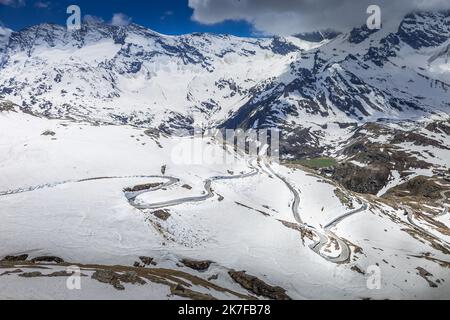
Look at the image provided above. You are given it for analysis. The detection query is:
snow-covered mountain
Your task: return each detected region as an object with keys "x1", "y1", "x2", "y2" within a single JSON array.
[
  {"x1": 223, "y1": 11, "x2": 450, "y2": 129},
  {"x1": 0, "y1": 22, "x2": 307, "y2": 131},
  {"x1": 0, "y1": 11, "x2": 448, "y2": 135},
  {"x1": 0, "y1": 11, "x2": 450, "y2": 300}
]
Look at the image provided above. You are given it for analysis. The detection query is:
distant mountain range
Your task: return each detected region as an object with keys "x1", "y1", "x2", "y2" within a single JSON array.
[{"x1": 0, "y1": 10, "x2": 448, "y2": 160}]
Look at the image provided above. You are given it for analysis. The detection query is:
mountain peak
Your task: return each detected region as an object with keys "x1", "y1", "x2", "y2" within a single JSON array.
[
  {"x1": 294, "y1": 30, "x2": 341, "y2": 43},
  {"x1": 398, "y1": 10, "x2": 450, "y2": 49}
]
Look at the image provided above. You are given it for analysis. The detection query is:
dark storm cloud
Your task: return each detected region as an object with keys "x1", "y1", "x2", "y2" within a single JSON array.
[{"x1": 189, "y1": 0, "x2": 450, "y2": 35}]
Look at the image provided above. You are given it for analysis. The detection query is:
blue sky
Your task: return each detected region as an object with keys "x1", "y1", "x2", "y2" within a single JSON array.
[
  {"x1": 2, "y1": 0, "x2": 449, "y2": 36},
  {"x1": 0, "y1": 0, "x2": 254, "y2": 36}
]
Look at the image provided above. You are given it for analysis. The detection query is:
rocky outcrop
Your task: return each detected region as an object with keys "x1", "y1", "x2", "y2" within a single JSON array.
[
  {"x1": 31, "y1": 256, "x2": 64, "y2": 264},
  {"x1": 228, "y1": 270, "x2": 291, "y2": 300},
  {"x1": 91, "y1": 270, "x2": 146, "y2": 291},
  {"x1": 1, "y1": 254, "x2": 28, "y2": 262},
  {"x1": 153, "y1": 209, "x2": 171, "y2": 221},
  {"x1": 124, "y1": 183, "x2": 162, "y2": 192},
  {"x1": 332, "y1": 163, "x2": 391, "y2": 195},
  {"x1": 170, "y1": 284, "x2": 216, "y2": 300},
  {"x1": 0, "y1": 100, "x2": 16, "y2": 112},
  {"x1": 41, "y1": 130, "x2": 56, "y2": 136},
  {"x1": 181, "y1": 259, "x2": 212, "y2": 271},
  {"x1": 384, "y1": 176, "x2": 444, "y2": 200}
]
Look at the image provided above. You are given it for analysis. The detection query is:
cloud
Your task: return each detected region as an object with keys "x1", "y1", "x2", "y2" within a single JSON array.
[
  {"x1": 84, "y1": 14, "x2": 104, "y2": 25},
  {"x1": 0, "y1": 0, "x2": 25, "y2": 7},
  {"x1": 161, "y1": 10, "x2": 174, "y2": 20},
  {"x1": 34, "y1": 0, "x2": 49, "y2": 8},
  {"x1": 189, "y1": 0, "x2": 450, "y2": 35},
  {"x1": 111, "y1": 13, "x2": 132, "y2": 26}
]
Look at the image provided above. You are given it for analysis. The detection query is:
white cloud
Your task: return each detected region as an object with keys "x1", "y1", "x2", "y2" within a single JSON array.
[
  {"x1": 84, "y1": 14, "x2": 104, "y2": 25},
  {"x1": 0, "y1": 0, "x2": 25, "y2": 7},
  {"x1": 161, "y1": 10, "x2": 174, "y2": 20},
  {"x1": 111, "y1": 13, "x2": 132, "y2": 26},
  {"x1": 34, "y1": 1, "x2": 49, "y2": 8},
  {"x1": 189, "y1": 0, "x2": 450, "y2": 35}
]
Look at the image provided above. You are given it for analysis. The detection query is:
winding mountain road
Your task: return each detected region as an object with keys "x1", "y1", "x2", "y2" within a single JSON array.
[
  {"x1": 261, "y1": 159, "x2": 366, "y2": 264},
  {"x1": 127, "y1": 160, "x2": 259, "y2": 210},
  {"x1": 0, "y1": 155, "x2": 365, "y2": 265}
]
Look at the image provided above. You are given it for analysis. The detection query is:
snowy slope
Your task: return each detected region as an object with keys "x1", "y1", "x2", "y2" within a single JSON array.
[
  {"x1": 223, "y1": 11, "x2": 450, "y2": 133},
  {"x1": 0, "y1": 108, "x2": 449, "y2": 299},
  {"x1": 0, "y1": 10, "x2": 449, "y2": 300},
  {"x1": 0, "y1": 23, "x2": 310, "y2": 131}
]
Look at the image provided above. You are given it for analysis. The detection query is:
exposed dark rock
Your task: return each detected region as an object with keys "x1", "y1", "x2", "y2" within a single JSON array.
[
  {"x1": 351, "y1": 266, "x2": 366, "y2": 275},
  {"x1": 348, "y1": 25, "x2": 379, "y2": 44},
  {"x1": 139, "y1": 256, "x2": 157, "y2": 266},
  {"x1": 19, "y1": 272, "x2": 43, "y2": 278},
  {"x1": 144, "y1": 128, "x2": 160, "y2": 139},
  {"x1": 120, "y1": 271, "x2": 146, "y2": 285},
  {"x1": 2, "y1": 254, "x2": 28, "y2": 262},
  {"x1": 91, "y1": 270, "x2": 125, "y2": 290},
  {"x1": 294, "y1": 30, "x2": 340, "y2": 42},
  {"x1": 416, "y1": 267, "x2": 438, "y2": 288},
  {"x1": 0, "y1": 100, "x2": 16, "y2": 112},
  {"x1": 270, "y1": 37, "x2": 300, "y2": 55},
  {"x1": 170, "y1": 284, "x2": 216, "y2": 300},
  {"x1": 278, "y1": 220, "x2": 315, "y2": 244},
  {"x1": 384, "y1": 176, "x2": 444, "y2": 200},
  {"x1": 124, "y1": 182, "x2": 162, "y2": 192},
  {"x1": 332, "y1": 163, "x2": 391, "y2": 195},
  {"x1": 398, "y1": 11, "x2": 450, "y2": 50},
  {"x1": 208, "y1": 274, "x2": 219, "y2": 281},
  {"x1": 31, "y1": 256, "x2": 64, "y2": 264},
  {"x1": 46, "y1": 271, "x2": 75, "y2": 277},
  {"x1": 228, "y1": 270, "x2": 291, "y2": 300},
  {"x1": 391, "y1": 132, "x2": 448, "y2": 150},
  {"x1": 153, "y1": 209, "x2": 171, "y2": 221},
  {"x1": 181, "y1": 184, "x2": 192, "y2": 190},
  {"x1": 0, "y1": 269, "x2": 23, "y2": 276},
  {"x1": 181, "y1": 259, "x2": 212, "y2": 271},
  {"x1": 41, "y1": 130, "x2": 56, "y2": 136},
  {"x1": 426, "y1": 120, "x2": 450, "y2": 135}
]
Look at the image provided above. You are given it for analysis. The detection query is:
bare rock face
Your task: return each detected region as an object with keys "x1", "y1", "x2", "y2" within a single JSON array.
[
  {"x1": 181, "y1": 259, "x2": 212, "y2": 271},
  {"x1": 153, "y1": 209, "x2": 171, "y2": 221},
  {"x1": 19, "y1": 272, "x2": 43, "y2": 278},
  {"x1": 1, "y1": 254, "x2": 28, "y2": 262},
  {"x1": 144, "y1": 128, "x2": 160, "y2": 139},
  {"x1": 120, "y1": 271, "x2": 147, "y2": 285},
  {"x1": 332, "y1": 162, "x2": 391, "y2": 195},
  {"x1": 41, "y1": 130, "x2": 56, "y2": 136},
  {"x1": 228, "y1": 270, "x2": 291, "y2": 300},
  {"x1": 137, "y1": 256, "x2": 157, "y2": 267},
  {"x1": 170, "y1": 284, "x2": 216, "y2": 300},
  {"x1": 426, "y1": 120, "x2": 450, "y2": 135},
  {"x1": 18, "y1": 271, "x2": 74, "y2": 278},
  {"x1": 0, "y1": 269, "x2": 23, "y2": 276},
  {"x1": 31, "y1": 256, "x2": 64, "y2": 264},
  {"x1": 416, "y1": 267, "x2": 438, "y2": 288},
  {"x1": 92, "y1": 270, "x2": 125, "y2": 290},
  {"x1": 124, "y1": 183, "x2": 162, "y2": 192},
  {"x1": 0, "y1": 101, "x2": 16, "y2": 112},
  {"x1": 91, "y1": 270, "x2": 146, "y2": 291},
  {"x1": 385, "y1": 176, "x2": 444, "y2": 199}
]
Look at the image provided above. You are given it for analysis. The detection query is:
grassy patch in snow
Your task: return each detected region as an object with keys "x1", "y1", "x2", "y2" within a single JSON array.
[{"x1": 288, "y1": 157, "x2": 337, "y2": 169}]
